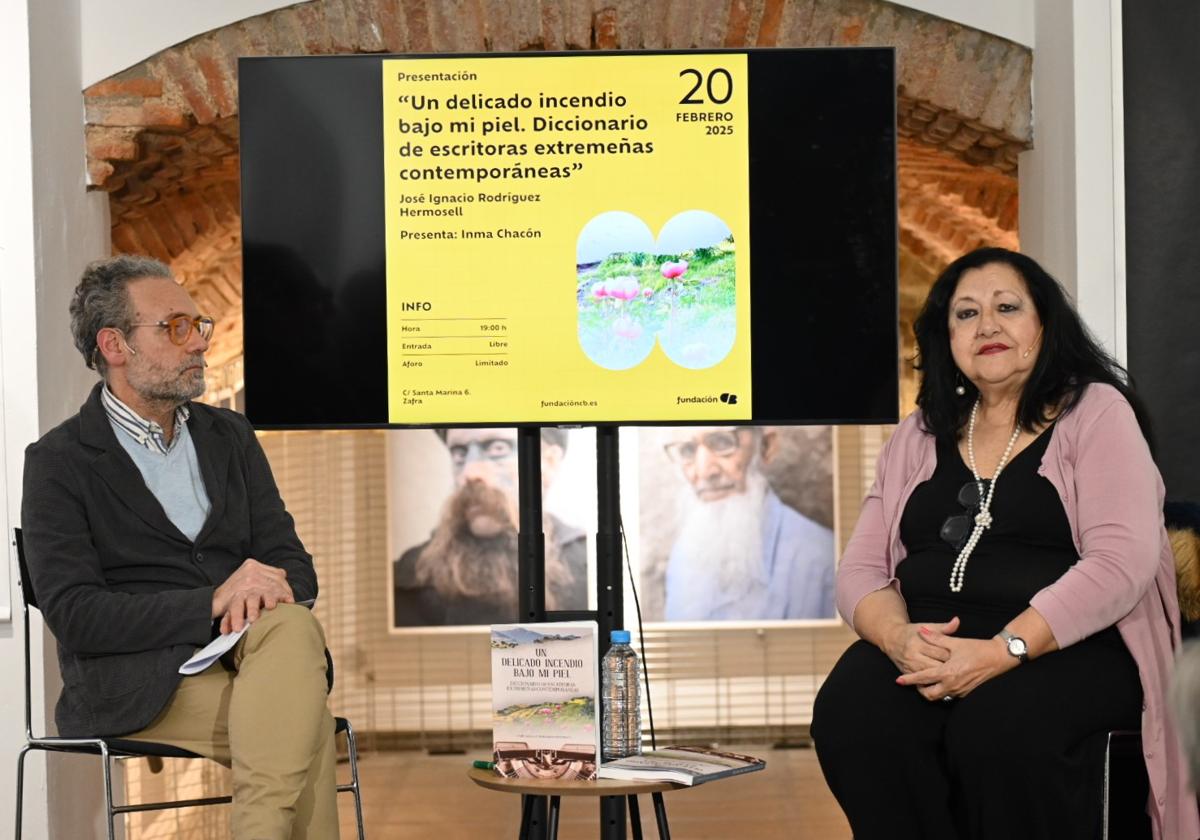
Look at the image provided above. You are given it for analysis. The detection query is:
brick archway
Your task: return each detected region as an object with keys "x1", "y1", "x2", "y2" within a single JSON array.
[{"x1": 84, "y1": 0, "x2": 1026, "y2": 383}]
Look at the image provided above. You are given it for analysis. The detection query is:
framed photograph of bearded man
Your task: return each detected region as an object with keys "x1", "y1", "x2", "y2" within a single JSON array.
[
  {"x1": 388, "y1": 427, "x2": 595, "y2": 630},
  {"x1": 638, "y1": 426, "x2": 836, "y2": 623}
]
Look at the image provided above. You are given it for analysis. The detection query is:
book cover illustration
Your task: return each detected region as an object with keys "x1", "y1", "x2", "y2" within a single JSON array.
[{"x1": 491, "y1": 621, "x2": 599, "y2": 781}]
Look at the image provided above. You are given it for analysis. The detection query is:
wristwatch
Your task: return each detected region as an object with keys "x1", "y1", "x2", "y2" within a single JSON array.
[{"x1": 996, "y1": 629, "x2": 1029, "y2": 663}]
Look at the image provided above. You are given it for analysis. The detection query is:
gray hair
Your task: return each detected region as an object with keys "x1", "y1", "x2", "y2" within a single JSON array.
[
  {"x1": 1171, "y1": 640, "x2": 1200, "y2": 790},
  {"x1": 69, "y1": 255, "x2": 173, "y2": 375}
]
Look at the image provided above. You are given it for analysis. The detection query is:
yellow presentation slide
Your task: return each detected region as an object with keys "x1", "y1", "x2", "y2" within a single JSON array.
[{"x1": 383, "y1": 54, "x2": 750, "y2": 424}]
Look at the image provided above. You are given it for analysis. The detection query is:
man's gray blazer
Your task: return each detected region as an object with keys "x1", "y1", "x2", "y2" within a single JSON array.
[{"x1": 21, "y1": 383, "x2": 317, "y2": 737}]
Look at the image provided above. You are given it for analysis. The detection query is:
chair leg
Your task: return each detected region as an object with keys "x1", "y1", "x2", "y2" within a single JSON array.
[
  {"x1": 343, "y1": 722, "x2": 366, "y2": 840},
  {"x1": 1103, "y1": 734, "x2": 1112, "y2": 840},
  {"x1": 15, "y1": 744, "x2": 30, "y2": 840},
  {"x1": 101, "y1": 744, "x2": 116, "y2": 840},
  {"x1": 547, "y1": 795, "x2": 560, "y2": 840}
]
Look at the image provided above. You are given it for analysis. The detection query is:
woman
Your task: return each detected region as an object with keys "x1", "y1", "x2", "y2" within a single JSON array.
[{"x1": 811, "y1": 248, "x2": 1198, "y2": 840}]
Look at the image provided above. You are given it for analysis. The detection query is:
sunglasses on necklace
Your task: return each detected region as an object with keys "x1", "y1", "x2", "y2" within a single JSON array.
[{"x1": 939, "y1": 479, "x2": 992, "y2": 551}]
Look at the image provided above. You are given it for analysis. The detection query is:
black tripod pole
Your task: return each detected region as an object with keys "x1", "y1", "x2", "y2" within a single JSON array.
[
  {"x1": 596, "y1": 425, "x2": 624, "y2": 648},
  {"x1": 596, "y1": 425, "x2": 627, "y2": 840},
  {"x1": 517, "y1": 426, "x2": 546, "y2": 623},
  {"x1": 516, "y1": 427, "x2": 549, "y2": 840}
]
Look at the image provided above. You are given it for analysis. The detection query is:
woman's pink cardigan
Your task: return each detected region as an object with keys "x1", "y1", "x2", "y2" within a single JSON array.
[{"x1": 837, "y1": 383, "x2": 1199, "y2": 840}]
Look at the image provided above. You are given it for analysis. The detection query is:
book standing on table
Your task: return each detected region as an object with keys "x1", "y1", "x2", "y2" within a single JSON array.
[{"x1": 490, "y1": 621, "x2": 600, "y2": 781}]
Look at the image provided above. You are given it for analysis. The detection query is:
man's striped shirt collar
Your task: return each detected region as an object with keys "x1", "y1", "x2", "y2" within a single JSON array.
[{"x1": 100, "y1": 386, "x2": 191, "y2": 455}]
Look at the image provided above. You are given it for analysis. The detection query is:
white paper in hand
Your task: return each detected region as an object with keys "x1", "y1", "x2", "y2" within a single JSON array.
[
  {"x1": 178, "y1": 599, "x2": 316, "y2": 676},
  {"x1": 179, "y1": 626, "x2": 249, "y2": 675}
]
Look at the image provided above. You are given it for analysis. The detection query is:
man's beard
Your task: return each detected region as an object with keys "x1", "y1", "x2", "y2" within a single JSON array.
[
  {"x1": 125, "y1": 351, "x2": 207, "y2": 406},
  {"x1": 670, "y1": 467, "x2": 769, "y2": 610},
  {"x1": 415, "y1": 480, "x2": 573, "y2": 609}
]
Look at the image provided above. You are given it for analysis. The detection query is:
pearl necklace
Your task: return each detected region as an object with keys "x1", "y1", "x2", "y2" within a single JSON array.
[{"x1": 949, "y1": 399, "x2": 1022, "y2": 593}]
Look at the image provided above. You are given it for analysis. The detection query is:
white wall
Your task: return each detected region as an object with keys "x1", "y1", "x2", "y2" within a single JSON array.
[
  {"x1": 0, "y1": 1, "x2": 47, "y2": 834},
  {"x1": 82, "y1": 0, "x2": 297, "y2": 87},
  {"x1": 3, "y1": 0, "x2": 111, "y2": 837},
  {"x1": 31, "y1": 4, "x2": 111, "y2": 429},
  {"x1": 1018, "y1": 0, "x2": 1126, "y2": 362},
  {"x1": 898, "y1": 0, "x2": 1034, "y2": 47}
]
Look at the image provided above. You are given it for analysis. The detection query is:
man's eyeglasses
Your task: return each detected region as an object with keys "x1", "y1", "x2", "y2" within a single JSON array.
[
  {"x1": 939, "y1": 479, "x2": 992, "y2": 551},
  {"x1": 663, "y1": 428, "x2": 750, "y2": 465},
  {"x1": 449, "y1": 438, "x2": 517, "y2": 467},
  {"x1": 129, "y1": 315, "x2": 216, "y2": 346}
]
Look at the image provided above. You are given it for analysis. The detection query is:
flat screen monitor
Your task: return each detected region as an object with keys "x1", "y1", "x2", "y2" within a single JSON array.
[{"x1": 239, "y1": 48, "x2": 898, "y2": 428}]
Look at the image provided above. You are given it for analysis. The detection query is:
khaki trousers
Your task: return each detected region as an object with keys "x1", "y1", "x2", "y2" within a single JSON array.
[{"x1": 123, "y1": 604, "x2": 340, "y2": 840}]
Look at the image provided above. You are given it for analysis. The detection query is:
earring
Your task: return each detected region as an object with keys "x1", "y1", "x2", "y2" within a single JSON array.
[
  {"x1": 1023, "y1": 327, "x2": 1044, "y2": 359},
  {"x1": 955, "y1": 372, "x2": 967, "y2": 396}
]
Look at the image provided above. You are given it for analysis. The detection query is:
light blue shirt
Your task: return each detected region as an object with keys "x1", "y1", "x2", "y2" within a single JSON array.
[
  {"x1": 102, "y1": 387, "x2": 211, "y2": 542},
  {"x1": 664, "y1": 490, "x2": 835, "y2": 621}
]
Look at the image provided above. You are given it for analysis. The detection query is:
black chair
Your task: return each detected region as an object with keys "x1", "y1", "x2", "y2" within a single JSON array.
[
  {"x1": 1100, "y1": 502, "x2": 1200, "y2": 838},
  {"x1": 1102, "y1": 730, "x2": 1151, "y2": 839},
  {"x1": 12, "y1": 528, "x2": 366, "y2": 839}
]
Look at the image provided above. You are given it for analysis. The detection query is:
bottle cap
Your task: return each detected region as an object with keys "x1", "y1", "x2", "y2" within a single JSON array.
[{"x1": 611, "y1": 630, "x2": 631, "y2": 644}]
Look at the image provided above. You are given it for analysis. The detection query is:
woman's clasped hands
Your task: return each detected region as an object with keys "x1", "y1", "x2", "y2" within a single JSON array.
[{"x1": 889, "y1": 617, "x2": 1018, "y2": 701}]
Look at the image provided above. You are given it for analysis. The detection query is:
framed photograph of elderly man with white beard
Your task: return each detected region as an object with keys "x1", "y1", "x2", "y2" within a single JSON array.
[
  {"x1": 638, "y1": 426, "x2": 836, "y2": 623},
  {"x1": 389, "y1": 427, "x2": 596, "y2": 630}
]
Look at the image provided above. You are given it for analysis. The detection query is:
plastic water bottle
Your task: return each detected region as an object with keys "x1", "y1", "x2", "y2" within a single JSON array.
[{"x1": 601, "y1": 629, "x2": 642, "y2": 760}]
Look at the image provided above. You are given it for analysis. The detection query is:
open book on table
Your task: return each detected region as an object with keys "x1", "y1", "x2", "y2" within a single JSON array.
[{"x1": 597, "y1": 746, "x2": 765, "y2": 786}]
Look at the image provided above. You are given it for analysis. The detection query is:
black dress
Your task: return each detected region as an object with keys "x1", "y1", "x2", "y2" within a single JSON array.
[{"x1": 812, "y1": 427, "x2": 1143, "y2": 840}]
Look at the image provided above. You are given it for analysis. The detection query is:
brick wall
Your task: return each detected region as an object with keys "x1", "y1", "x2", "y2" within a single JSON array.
[{"x1": 84, "y1": 0, "x2": 1025, "y2": 366}]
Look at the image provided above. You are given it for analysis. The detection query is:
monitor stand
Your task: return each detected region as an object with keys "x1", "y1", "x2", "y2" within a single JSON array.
[{"x1": 517, "y1": 425, "x2": 627, "y2": 839}]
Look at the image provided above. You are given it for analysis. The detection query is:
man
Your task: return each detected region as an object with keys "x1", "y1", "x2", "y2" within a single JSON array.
[
  {"x1": 393, "y1": 427, "x2": 587, "y2": 626},
  {"x1": 21, "y1": 256, "x2": 338, "y2": 839},
  {"x1": 660, "y1": 426, "x2": 835, "y2": 620}
]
